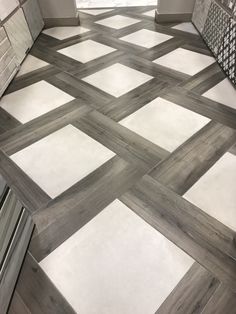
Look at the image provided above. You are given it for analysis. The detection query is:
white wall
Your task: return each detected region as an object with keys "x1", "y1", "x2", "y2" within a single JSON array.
[
  {"x1": 157, "y1": 0, "x2": 196, "y2": 14},
  {"x1": 38, "y1": 0, "x2": 77, "y2": 18}
]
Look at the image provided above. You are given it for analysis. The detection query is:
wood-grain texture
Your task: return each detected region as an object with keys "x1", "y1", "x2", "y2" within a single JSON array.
[{"x1": 0, "y1": 5, "x2": 235, "y2": 313}]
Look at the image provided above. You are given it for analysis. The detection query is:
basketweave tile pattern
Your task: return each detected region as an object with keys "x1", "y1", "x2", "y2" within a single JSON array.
[
  {"x1": 202, "y1": 1, "x2": 230, "y2": 55},
  {"x1": 217, "y1": 17, "x2": 236, "y2": 84},
  {"x1": 0, "y1": 5, "x2": 236, "y2": 314}
]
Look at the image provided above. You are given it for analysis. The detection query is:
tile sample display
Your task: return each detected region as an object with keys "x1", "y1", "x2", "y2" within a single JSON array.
[
  {"x1": 120, "y1": 29, "x2": 172, "y2": 48},
  {"x1": 202, "y1": 1, "x2": 230, "y2": 55},
  {"x1": 83, "y1": 63, "x2": 153, "y2": 97},
  {"x1": 120, "y1": 97, "x2": 209, "y2": 152},
  {"x1": 217, "y1": 17, "x2": 236, "y2": 84},
  {"x1": 192, "y1": 0, "x2": 236, "y2": 85},
  {"x1": 185, "y1": 153, "x2": 236, "y2": 231},
  {"x1": 11, "y1": 125, "x2": 115, "y2": 198},
  {"x1": 4, "y1": 8, "x2": 33, "y2": 64},
  {"x1": 218, "y1": 0, "x2": 236, "y2": 12},
  {"x1": 58, "y1": 40, "x2": 116, "y2": 63},
  {"x1": 0, "y1": 80, "x2": 74, "y2": 123},
  {"x1": 22, "y1": 0, "x2": 44, "y2": 40},
  {"x1": 40, "y1": 199, "x2": 193, "y2": 314}
]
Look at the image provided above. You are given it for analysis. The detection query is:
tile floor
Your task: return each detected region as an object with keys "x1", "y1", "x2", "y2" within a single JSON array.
[
  {"x1": 2, "y1": 5, "x2": 236, "y2": 314},
  {"x1": 82, "y1": 63, "x2": 153, "y2": 97},
  {"x1": 120, "y1": 97, "x2": 209, "y2": 152},
  {"x1": 172, "y1": 22, "x2": 199, "y2": 35},
  {"x1": 153, "y1": 48, "x2": 215, "y2": 75},
  {"x1": 16, "y1": 55, "x2": 49, "y2": 77},
  {"x1": 79, "y1": 9, "x2": 114, "y2": 15},
  {"x1": 11, "y1": 125, "x2": 115, "y2": 198},
  {"x1": 77, "y1": 0, "x2": 156, "y2": 8},
  {"x1": 58, "y1": 40, "x2": 116, "y2": 63},
  {"x1": 40, "y1": 199, "x2": 193, "y2": 314},
  {"x1": 184, "y1": 152, "x2": 236, "y2": 231},
  {"x1": 95, "y1": 15, "x2": 141, "y2": 29},
  {"x1": 203, "y1": 78, "x2": 236, "y2": 109},
  {"x1": 43, "y1": 26, "x2": 90, "y2": 40},
  {"x1": 120, "y1": 29, "x2": 172, "y2": 48},
  {"x1": 0, "y1": 81, "x2": 74, "y2": 123}
]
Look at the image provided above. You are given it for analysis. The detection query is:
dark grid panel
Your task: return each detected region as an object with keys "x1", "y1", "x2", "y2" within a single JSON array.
[
  {"x1": 202, "y1": 1, "x2": 230, "y2": 55},
  {"x1": 217, "y1": 17, "x2": 236, "y2": 84}
]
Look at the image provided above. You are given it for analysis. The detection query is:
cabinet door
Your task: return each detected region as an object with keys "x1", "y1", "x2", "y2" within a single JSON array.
[
  {"x1": 0, "y1": 27, "x2": 18, "y2": 97},
  {"x1": 22, "y1": 0, "x2": 44, "y2": 40},
  {"x1": 0, "y1": 0, "x2": 19, "y2": 22},
  {"x1": 0, "y1": 174, "x2": 34, "y2": 314},
  {"x1": 4, "y1": 8, "x2": 33, "y2": 65}
]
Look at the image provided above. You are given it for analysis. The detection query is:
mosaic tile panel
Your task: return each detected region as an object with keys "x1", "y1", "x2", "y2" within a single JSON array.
[
  {"x1": 217, "y1": 18, "x2": 236, "y2": 84},
  {"x1": 202, "y1": 1, "x2": 230, "y2": 55},
  {"x1": 193, "y1": 0, "x2": 236, "y2": 85},
  {"x1": 217, "y1": 0, "x2": 236, "y2": 12}
]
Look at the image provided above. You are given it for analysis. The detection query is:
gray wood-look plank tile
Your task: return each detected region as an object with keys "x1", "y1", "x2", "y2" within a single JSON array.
[
  {"x1": 13, "y1": 253, "x2": 76, "y2": 314},
  {"x1": 30, "y1": 156, "x2": 147, "y2": 261},
  {"x1": 120, "y1": 175, "x2": 236, "y2": 292},
  {"x1": 201, "y1": 285, "x2": 236, "y2": 314},
  {"x1": 150, "y1": 121, "x2": 236, "y2": 195},
  {"x1": 156, "y1": 263, "x2": 220, "y2": 314}
]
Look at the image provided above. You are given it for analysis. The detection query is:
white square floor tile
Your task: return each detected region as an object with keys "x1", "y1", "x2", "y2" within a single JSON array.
[
  {"x1": 95, "y1": 15, "x2": 140, "y2": 29},
  {"x1": 172, "y1": 22, "x2": 199, "y2": 35},
  {"x1": 79, "y1": 9, "x2": 113, "y2": 15},
  {"x1": 0, "y1": 81, "x2": 74, "y2": 123},
  {"x1": 142, "y1": 9, "x2": 156, "y2": 17},
  {"x1": 16, "y1": 55, "x2": 49, "y2": 77},
  {"x1": 184, "y1": 153, "x2": 236, "y2": 231},
  {"x1": 40, "y1": 199, "x2": 193, "y2": 314},
  {"x1": 153, "y1": 48, "x2": 215, "y2": 76},
  {"x1": 203, "y1": 79, "x2": 236, "y2": 109},
  {"x1": 11, "y1": 125, "x2": 115, "y2": 198},
  {"x1": 120, "y1": 97, "x2": 210, "y2": 152},
  {"x1": 58, "y1": 40, "x2": 116, "y2": 63},
  {"x1": 120, "y1": 29, "x2": 172, "y2": 48},
  {"x1": 82, "y1": 63, "x2": 153, "y2": 97},
  {"x1": 43, "y1": 26, "x2": 90, "y2": 40}
]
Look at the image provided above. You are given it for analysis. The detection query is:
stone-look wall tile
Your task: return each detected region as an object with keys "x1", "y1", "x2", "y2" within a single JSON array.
[
  {"x1": 192, "y1": 0, "x2": 212, "y2": 33},
  {"x1": 217, "y1": 18, "x2": 236, "y2": 85}
]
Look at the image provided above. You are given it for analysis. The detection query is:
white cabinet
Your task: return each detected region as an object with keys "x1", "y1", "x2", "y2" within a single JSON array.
[
  {"x1": 4, "y1": 8, "x2": 33, "y2": 65},
  {"x1": 22, "y1": 0, "x2": 44, "y2": 40},
  {"x1": 0, "y1": 0, "x2": 19, "y2": 22},
  {"x1": 0, "y1": 27, "x2": 18, "y2": 97}
]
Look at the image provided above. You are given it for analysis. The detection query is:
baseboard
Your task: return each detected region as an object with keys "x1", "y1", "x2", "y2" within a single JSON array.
[
  {"x1": 44, "y1": 13, "x2": 80, "y2": 27},
  {"x1": 155, "y1": 10, "x2": 192, "y2": 23}
]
